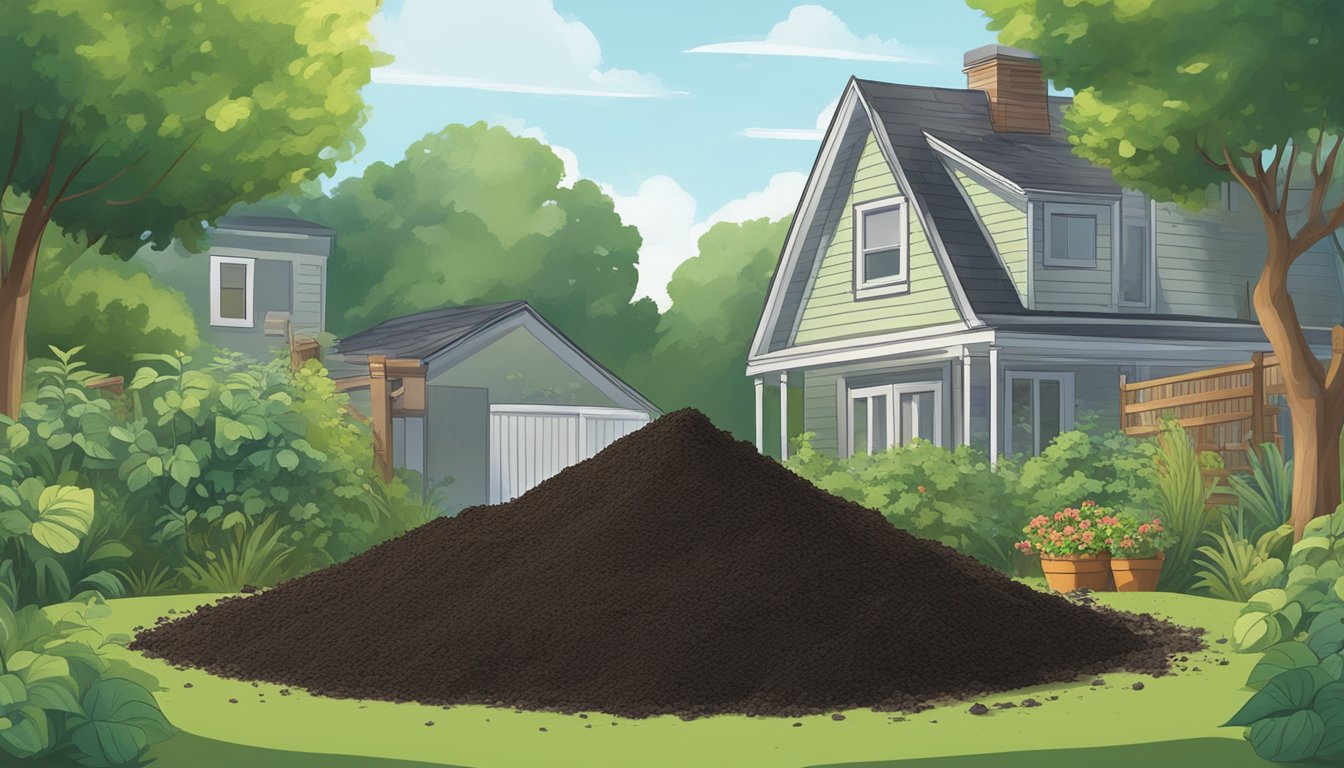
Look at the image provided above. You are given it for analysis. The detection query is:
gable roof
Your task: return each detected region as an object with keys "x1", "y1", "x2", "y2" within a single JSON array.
[
  {"x1": 752, "y1": 77, "x2": 1134, "y2": 357},
  {"x1": 336, "y1": 300, "x2": 529, "y2": 361},
  {"x1": 335, "y1": 300, "x2": 658, "y2": 414},
  {"x1": 216, "y1": 215, "x2": 335, "y2": 237}
]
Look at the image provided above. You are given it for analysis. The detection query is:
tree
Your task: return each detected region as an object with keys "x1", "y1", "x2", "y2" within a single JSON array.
[
  {"x1": 301, "y1": 123, "x2": 661, "y2": 371},
  {"x1": 0, "y1": 0, "x2": 382, "y2": 416},
  {"x1": 970, "y1": 0, "x2": 1344, "y2": 539},
  {"x1": 629, "y1": 217, "x2": 791, "y2": 438},
  {"x1": 28, "y1": 224, "x2": 199, "y2": 375}
]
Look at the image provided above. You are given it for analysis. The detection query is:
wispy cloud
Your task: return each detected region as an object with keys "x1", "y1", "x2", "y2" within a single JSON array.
[
  {"x1": 372, "y1": 0, "x2": 683, "y2": 98},
  {"x1": 687, "y1": 5, "x2": 934, "y2": 64},
  {"x1": 741, "y1": 98, "x2": 839, "y2": 142}
]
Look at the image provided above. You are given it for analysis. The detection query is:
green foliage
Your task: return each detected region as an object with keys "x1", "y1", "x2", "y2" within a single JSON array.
[
  {"x1": 1016, "y1": 501, "x2": 1116, "y2": 558},
  {"x1": 1, "y1": 0, "x2": 382, "y2": 256},
  {"x1": 0, "y1": 584, "x2": 173, "y2": 766},
  {"x1": 1229, "y1": 443, "x2": 1294, "y2": 541},
  {"x1": 968, "y1": 0, "x2": 1344, "y2": 209},
  {"x1": 787, "y1": 433, "x2": 1020, "y2": 572},
  {"x1": 295, "y1": 123, "x2": 660, "y2": 372},
  {"x1": 1109, "y1": 511, "x2": 1177, "y2": 559},
  {"x1": 627, "y1": 217, "x2": 791, "y2": 438},
  {"x1": 1193, "y1": 522, "x2": 1292, "y2": 602},
  {"x1": 1150, "y1": 421, "x2": 1228, "y2": 591},
  {"x1": 1012, "y1": 426, "x2": 1160, "y2": 517},
  {"x1": 26, "y1": 224, "x2": 199, "y2": 377},
  {"x1": 0, "y1": 346, "x2": 428, "y2": 603},
  {"x1": 1224, "y1": 507, "x2": 1344, "y2": 763}
]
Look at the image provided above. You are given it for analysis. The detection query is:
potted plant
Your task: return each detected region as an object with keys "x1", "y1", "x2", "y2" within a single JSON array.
[
  {"x1": 1015, "y1": 501, "x2": 1115, "y2": 592},
  {"x1": 1107, "y1": 513, "x2": 1174, "y2": 592}
]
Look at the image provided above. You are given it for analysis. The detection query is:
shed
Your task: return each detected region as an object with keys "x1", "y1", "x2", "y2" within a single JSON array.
[{"x1": 334, "y1": 301, "x2": 657, "y2": 512}]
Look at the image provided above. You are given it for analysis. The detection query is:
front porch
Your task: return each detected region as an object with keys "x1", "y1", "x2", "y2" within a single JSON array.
[{"x1": 748, "y1": 321, "x2": 1329, "y2": 462}]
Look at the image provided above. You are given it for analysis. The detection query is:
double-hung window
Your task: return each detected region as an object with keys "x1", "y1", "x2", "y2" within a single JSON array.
[
  {"x1": 210, "y1": 255, "x2": 255, "y2": 328},
  {"x1": 1043, "y1": 203, "x2": 1099, "y2": 267},
  {"x1": 853, "y1": 197, "x2": 908, "y2": 297},
  {"x1": 847, "y1": 381, "x2": 942, "y2": 455},
  {"x1": 1005, "y1": 372, "x2": 1074, "y2": 456},
  {"x1": 1119, "y1": 222, "x2": 1151, "y2": 306}
]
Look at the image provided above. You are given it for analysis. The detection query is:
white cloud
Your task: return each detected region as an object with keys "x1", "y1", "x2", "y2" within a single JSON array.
[
  {"x1": 741, "y1": 98, "x2": 840, "y2": 142},
  {"x1": 606, "y1": 173, "x2": 806, "y2": 308},
  {"x1": 372, "y1": 0, "x2": 682, "y2": 98},
  {"x1": 686, "y1": 5, "x2": 933, "y2": 63},
  {"x1": 491, "y1": 118, "x2": 580, "y2": 187}
]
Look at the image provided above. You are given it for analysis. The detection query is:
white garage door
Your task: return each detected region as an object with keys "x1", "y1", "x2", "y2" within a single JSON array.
[{"x1": 489, "y1": 405, "x2": 650, "y2": 503}]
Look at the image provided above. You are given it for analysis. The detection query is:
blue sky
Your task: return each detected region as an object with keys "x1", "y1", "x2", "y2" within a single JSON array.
[{"x1": 347, "y1": 1, "x2": 1002, "y2": 305}]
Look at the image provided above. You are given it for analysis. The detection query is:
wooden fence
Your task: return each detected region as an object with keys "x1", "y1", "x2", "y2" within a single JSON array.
[{"x1": 1120, "y1": 352, "x2": 1288, "y2": 505}]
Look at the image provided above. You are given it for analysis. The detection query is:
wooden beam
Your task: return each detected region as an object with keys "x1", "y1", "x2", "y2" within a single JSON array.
[{"x1": 368, "y1": 355, "x2": 393, "y2": 483}]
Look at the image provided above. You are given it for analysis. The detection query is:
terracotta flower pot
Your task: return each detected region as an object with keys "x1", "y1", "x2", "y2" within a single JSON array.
[
  {"x1": 1039, "y1": 553, "x2": 1113, "y2": 593},
  {"x1": 1111, "y1": 552, "x2": 1165, "y2": 592}
]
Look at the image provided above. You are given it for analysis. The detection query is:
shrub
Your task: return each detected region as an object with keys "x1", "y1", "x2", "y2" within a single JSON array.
[
  {"x1": 1192, "y1": 522, "x2": 1292, "y2": 602},
  {"x1": 1228, "y1": 442, "x2": 1293, "y2": 540},
  {"x1": 1108, "y1": 512, "x2": 1176, "y2": 558},
  {"x1": 1223, "y1": 507, "x2": 1344, "y2": 764},
  {"x1": 787, "y1": 433, "x2": 1020, "y2": 572},
  {"x1": 1013, "y1": 427, "x2": 1159, "y2": 519},
  {"x1": 1150, "y1": 421, "x2": 1229, "y2": 591},
  {"x1": 0, "y1": 346, "x2": 429, "y2": 601}
]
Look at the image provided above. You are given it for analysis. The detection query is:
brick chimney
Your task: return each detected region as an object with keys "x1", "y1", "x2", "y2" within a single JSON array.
[{"x1": 963, "y1": 44, "x2": 1051, "y2": 134}]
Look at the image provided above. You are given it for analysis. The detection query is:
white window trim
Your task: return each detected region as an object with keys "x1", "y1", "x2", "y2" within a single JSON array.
[
  {"x1": 1042, "y1": 202, "x2": 1100, "y2": 268},
  {"x1": 1003, "y1": 371, "x2": 1075, "y2": 456},
  {"x1": 846, "y1": 380, "x2": 943, "y2": 455},
  {"x1": 852, "y1": 196, "x2": 909, "y2": 299},
  {"x1": 209, "y1": 255, "x2": 255, "y2": 328}
]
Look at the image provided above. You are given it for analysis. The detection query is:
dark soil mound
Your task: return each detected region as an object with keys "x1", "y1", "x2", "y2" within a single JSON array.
[{"x1": 132, "y1": 409, "x2": 1200, "y2": 718}]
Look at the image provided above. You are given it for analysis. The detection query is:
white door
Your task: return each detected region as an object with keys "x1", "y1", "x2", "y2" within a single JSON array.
[{"x1": 489, "y1": 405, "x2": 649, "y2": 503}]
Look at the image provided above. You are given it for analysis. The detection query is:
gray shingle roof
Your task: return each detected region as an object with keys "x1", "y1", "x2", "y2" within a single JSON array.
[
  {"x1": 216, "y1": 215, "x2": 335, "y2": 237},
  {"x1": 335, "y1": 300, "x2": 529, "y2": 360},
  {"x1": 854, "y1": 79, "x2": 1026, "y2": 315}
]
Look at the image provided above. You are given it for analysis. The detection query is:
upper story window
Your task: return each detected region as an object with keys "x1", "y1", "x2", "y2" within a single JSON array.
[
  {"x1": 853, "y1": 197, "x2": 908, "y2": 298},
  {"x1": 210, "y1": 255, "x2": 254, "y2": 328},
  {"x1": 1120, "y1": 222, "x2": 1151, "y2": 306},
  {"x1": 1043, "y1": 203, "x2": 1099, "y2": 267}
]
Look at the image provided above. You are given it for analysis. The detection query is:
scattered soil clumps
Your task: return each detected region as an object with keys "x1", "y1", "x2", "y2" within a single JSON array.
[{"x1": 132, "y1": 409, "x2": 1202, "y2": 718}]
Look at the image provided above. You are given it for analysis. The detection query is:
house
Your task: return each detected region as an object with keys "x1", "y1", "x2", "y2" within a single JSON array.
[
  {"x1": 333, "y1": 300, "x2": 657, "y2": 511},
  {"x1": 748, "y1": 45, "x2": 1344, "y2": 461},
  {"x1": 140, "y1": 215, "x2": 332, "y2": 360}
]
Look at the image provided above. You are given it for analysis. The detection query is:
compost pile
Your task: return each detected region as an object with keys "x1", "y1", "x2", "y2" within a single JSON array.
[{"x1": 132, "y1": 409, "x2": 1200, "y2": 718}]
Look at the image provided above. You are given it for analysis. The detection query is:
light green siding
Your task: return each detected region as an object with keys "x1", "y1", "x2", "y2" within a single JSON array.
[
  {"x1": 953, "y1": 169, "x2": 1028, "y2": 302},
  {"x1": 803, "y1": 360, "x2": 956, "y2": 457},
  {"x1": 793, "y1": 132, "x2": 960, "y2": 345}
]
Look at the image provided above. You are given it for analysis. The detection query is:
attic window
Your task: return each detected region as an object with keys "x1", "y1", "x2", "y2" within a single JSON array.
[
  {"x1": 853, "y1": 197, "x2": 909, "y2": 298},
  {"x1": 1043, "y1": 203, "x2": 1099, "y2": 268}
]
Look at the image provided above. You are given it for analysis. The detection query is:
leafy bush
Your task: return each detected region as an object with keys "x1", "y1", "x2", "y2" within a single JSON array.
[
  {"x1": 1192, "y1": 522, "x2": 1292, "y2": 601},
  {"x1": 0, "y1": 346, "x2": 430, "y2": 601},
  {"x1": 1012, "y1": 427, "x2": 1159, "y2": 518},
  {"x1": 1223, "y1": 507, "x2": 1344, "y2": 763},
  {"x1": 788, "y1": 434, "x2": 1020, "y2": 572},
  {"x1": 1150, "y1": 421, "x2": 1229, "y2": 591},
  {"x1": 1228, "y1": 442, "x2": 1293, "y2": 540},
  {"x1": 1108, "y1": 512, "x2": 1177, "y2": 558}
]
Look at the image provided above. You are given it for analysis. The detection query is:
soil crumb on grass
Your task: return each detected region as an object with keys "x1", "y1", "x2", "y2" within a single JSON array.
[{"x1": 131, "y1": 409, "x2": 1202, "y2": 718}]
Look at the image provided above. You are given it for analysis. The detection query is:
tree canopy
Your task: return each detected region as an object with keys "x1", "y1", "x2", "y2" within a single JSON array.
[
  {"x1": 301, "y1": 122, "x2": 661, "y2": 371},
  {"x1": 629, "y1": 217, "x2": 791, "y2": 438}
]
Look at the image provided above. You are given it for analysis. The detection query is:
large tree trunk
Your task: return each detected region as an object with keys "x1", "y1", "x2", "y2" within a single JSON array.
[
  {"x1": 0, "y1": 191, "x2": 51, "y2": 418},
  {"x1": 1254, "y1": 230, "x2": 1344, "y2": 540}
]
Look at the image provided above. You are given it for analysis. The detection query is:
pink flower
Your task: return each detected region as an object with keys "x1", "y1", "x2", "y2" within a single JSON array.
[
  {"x1": 1063, "y1": 525, "x2": 1075, "y2": 535},
  {"x1": 1138, "y1": 523, "x2": 1150, "y2": 535},
  {"x1": 1079, "y1": 519, "x2": 1091, "y2": 530},
  {"x1": 917, "y1": 486, "x2": 926, "y2": 494},
  {"x1": 1081, "y1": 531, "x2": 1095, "y2": 543},
  {"x1": 1067, "y1": 508, "x2": 1080, "y2": 519},
  {"x1": 1054, "y1": 511, "x2": 1064, "y2": 521},
  {"x1": 1082, "y1": 500, "x2": 1097, "y2": 508}
]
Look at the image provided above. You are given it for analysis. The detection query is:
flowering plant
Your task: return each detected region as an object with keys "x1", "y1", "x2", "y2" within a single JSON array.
[
  {"x1": 1107, "y1": 513, "x2": 1175, "y2": 559},
  {"x1": 1014, "y1": 500, "x2": 1118, "y2": 558}
]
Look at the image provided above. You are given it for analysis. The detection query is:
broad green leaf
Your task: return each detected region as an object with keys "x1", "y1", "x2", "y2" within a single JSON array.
[
  {"x1": 1308, "y1": 607, "x2": 1344, "y2": 657},
  {"x1": 85, "y1": 542, "x2": 133, "y2": 565},
  {"x1": 168, "y1": 444, "x2": 200, "y2": 487},
  {"x1": 1248, "y1": 710, "x2": 1326, "y2": 762},
  {"x1": 0, "y1": 705, "x2": 48, "y2": 757},
  {"x1": 0, "y1": 674, "x2": 25, "y2": 709},
  {"x1": 1313, "y1": 681, "x2": 1344, "y2": 761},
  {"x1": 69, "y1": 678, "x2": 174, "y2": 766},
  {"x1": 1247, "y1": 588, "x2": 1289, "y2": 613},
  {"x1": 29, "y1": 486, "x2": 95, "y2": 554},
  {"x1": 1226, "y1": 666, "x2": 1334, "y2": 726},
  {"x1": 5, "y1": 425, "x2": 28, "y2": 452},
  {"x1": 0, "y1": 510, "x2": 30, "y2": 536},
  {"x1": 1234, "y1": 610, "x2": 1281, "y2": 652},
  {"x1": 276, "y1": 449, "x2": 300, "y2": 470},
  {"x1": 1248, "y1": 642, "x2": 1320, "y2": 690}
]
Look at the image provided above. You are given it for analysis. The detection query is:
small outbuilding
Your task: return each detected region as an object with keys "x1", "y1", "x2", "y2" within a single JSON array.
[{"x1": 333, "y1": 301, "x2": 657, "y2": 512}]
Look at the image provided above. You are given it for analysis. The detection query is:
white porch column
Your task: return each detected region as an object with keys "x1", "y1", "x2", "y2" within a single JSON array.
[
  {"x1": 988, "y1": 345, "x2": 1001, "y2": 466},
  {"x1": 961, "y1": 349, "x2": 972, "y2": 447},
  {"x1": 778, "y1": 371, "x2": 789, "y2": 459},
  {"x1": 754, "y1": 376, "x2": 765, "y2": 452}
]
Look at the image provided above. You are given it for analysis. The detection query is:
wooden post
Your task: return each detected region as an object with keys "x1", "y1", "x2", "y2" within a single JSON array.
[
  {"x1": 1251, "y1": 351, "x2": 1266, "y2": 455},
  {"x1": 1119, "y1": 372, "x2": 1128, "y2": 435},
  {"x1": 368, "y1": 355, "x2": 394, "y2": 483}
]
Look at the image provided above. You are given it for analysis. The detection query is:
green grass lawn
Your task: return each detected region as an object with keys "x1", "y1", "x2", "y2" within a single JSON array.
[{"x1": 81, "y1": 591, "x2": 1274, "y2": 768}]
